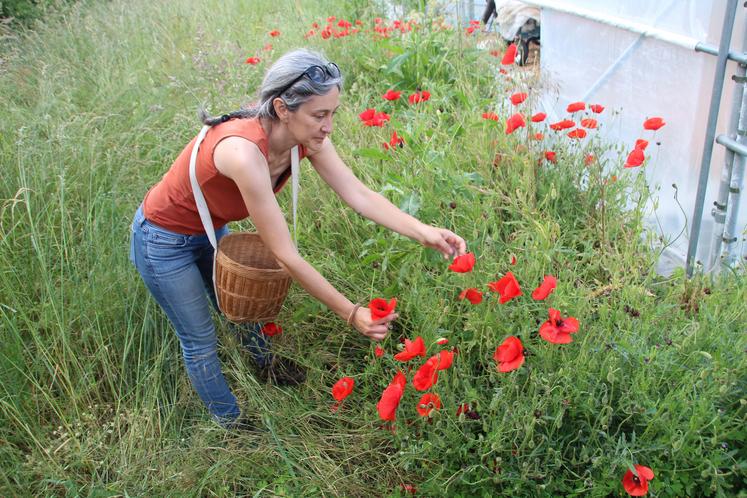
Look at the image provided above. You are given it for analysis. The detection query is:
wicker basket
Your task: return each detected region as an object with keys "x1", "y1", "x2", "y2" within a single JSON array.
[{"x1": 215, "y1": 232, "x2": 291, "y2": 323}]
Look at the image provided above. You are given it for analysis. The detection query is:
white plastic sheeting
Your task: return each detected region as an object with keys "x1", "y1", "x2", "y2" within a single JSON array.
[{"x1": 529, "y1": 0, "x2": 747, "y2": 274}]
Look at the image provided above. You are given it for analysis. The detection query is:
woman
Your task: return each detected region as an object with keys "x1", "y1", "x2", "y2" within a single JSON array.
[{"x1": 130, "y1": 49, "x2": 467, "y2": 427}]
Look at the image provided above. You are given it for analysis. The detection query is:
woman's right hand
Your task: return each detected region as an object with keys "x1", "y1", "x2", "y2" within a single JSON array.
[{"x1": 352, "y1": 307, "x2": 397, "y2": 341}]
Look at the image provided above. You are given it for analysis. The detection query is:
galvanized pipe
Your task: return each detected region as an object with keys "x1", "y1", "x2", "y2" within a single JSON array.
[
  {"x1": 695, "y1": 42, "x2": 747, "y2": 65},
  {"x1": 722, "y1": 136, "x2": 747, "y2": 265},
  {"x1": 708, "y1": 19, "x2": 747, "y2": 271},
  {"x1": 686, "y1": 0, "x2": 739, "y2": 278}
]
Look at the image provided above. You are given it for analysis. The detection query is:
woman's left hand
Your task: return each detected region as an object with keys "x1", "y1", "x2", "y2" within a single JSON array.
[{"x1": 418, "y1": 225, "x2": 467, "y2": 260}]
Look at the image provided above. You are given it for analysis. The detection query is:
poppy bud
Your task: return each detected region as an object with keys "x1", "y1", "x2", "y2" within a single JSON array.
[{"x1": 449, "y1": 201, "x2": 457, "y2": 209}]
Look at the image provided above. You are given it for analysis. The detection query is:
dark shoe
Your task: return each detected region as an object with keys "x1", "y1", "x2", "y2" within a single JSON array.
[
  {"x1": 224, "y1": 414, "x2": 262, "y2": 433},
  {"x1": 258, "y1": 357, "x2": 307, "y2": 386}
]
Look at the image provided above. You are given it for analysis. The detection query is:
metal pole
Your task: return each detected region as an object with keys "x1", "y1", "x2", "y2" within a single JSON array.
[
  {"x1": 723, "y1": 138, "x2": 746, "y2": 266},
  {"x1": 685, "y1": 0, "x2": 739, "y2": 278},
  {"x1": 708, "y1": 20, "x2": 747, "y2": 271}
]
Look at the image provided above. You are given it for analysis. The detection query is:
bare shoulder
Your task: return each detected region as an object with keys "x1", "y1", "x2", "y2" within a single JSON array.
[{"x1": 213, "y1": 136, "x2": 267, "y2": 181}]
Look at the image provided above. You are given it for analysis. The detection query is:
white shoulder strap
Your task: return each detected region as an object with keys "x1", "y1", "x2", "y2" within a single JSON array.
[
  {"x1": 291, "y1": 145, "x2": 300, "y2": 245},
  {"x1": 189, "y1": 125, "x2": 217, "y2": 248}
]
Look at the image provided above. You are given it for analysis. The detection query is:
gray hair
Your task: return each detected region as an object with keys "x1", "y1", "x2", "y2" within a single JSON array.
[{"x1": 199, "y1": 48, "x2": 343, "y2": 125}]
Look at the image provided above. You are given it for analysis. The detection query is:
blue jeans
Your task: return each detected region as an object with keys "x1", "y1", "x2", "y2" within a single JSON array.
[{"x1": 129, "y1": 205, "x2": 272, "y2": 425}]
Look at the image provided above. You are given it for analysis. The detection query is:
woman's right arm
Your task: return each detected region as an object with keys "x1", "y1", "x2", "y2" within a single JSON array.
[{"x1": 213, "y1": 137, "x2": 395, "y2": 340}]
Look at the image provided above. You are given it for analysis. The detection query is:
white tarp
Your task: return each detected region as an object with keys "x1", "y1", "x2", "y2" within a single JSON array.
[{"x1": 531, "y1": 0, "x2": 746, "y2": 274}]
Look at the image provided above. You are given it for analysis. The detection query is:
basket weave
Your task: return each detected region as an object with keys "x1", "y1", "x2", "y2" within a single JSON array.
[{"x1": 215, "y1": 232, "x2": 291, "y2": 323}]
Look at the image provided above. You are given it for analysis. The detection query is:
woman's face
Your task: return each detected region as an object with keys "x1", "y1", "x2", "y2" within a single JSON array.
[{"x1": 288, "y1": 86, "x2": 340, "y2": 153}]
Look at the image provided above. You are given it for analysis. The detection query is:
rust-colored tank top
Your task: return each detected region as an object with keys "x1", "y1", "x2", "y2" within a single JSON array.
[{"x1": 142, "y1": 118, "x2": 306, "y2": 234}]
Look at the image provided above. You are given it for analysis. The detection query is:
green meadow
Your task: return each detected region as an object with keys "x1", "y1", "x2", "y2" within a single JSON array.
[{"x1": 1, "y1": 0, "x2": 745, "y2": 496}]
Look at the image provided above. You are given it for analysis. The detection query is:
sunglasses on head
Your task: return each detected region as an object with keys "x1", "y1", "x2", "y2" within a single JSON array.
[{"x1": 276, "y1": 62, "x2": 341, "y2": 97}]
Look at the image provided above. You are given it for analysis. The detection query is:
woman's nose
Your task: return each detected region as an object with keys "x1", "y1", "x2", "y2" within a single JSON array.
[{"x1": 321, "y1": 116, "x2": 333, "y2": 134}]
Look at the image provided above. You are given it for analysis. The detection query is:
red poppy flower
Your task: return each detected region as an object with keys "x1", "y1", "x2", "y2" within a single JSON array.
[
  {"x1": 269, "y1": 30, "x2": 280, "y2": 37},
  {"x1": 382, "y1": 131, "x2": 405, "y2": 150},
  {"x1": 539, "y1": 308, "x2": 579, "y2": 344},
  {"x1": 374, "y1": 17, "x2": 382, "y2": 24},
  {"x1": 549, "y1": 119, "x2": 575, "y2": 131},
  {"x1": 488, "y1": 272, "x2": 522, "y2": 304},
  {"x1": 624, "y1": 147, "x2": 645, "y2": 168},
  {"x1": 634, "y1": 138, "x2": 649, "y2": 151},
  {"x1": 260, "y1": 322, "x2": 282, "y2": 336},
  {"x1": 375, "y1": 345, "x2": 385, "y2": 357},
  {"x1": 393, "y1": 336, "x2": 426, "y2": 361},
  {"x1": 433, "y1": 349, "x2": 454, "y2": 370},
  {"x1": 544, "y1": 151, "x2": 557, "y2": 163},
  {"x1": 590, "y1": 104, "x2": 605, "y2": 113},
  {"x1": 533, "y1": 132, "x2": 544, "y2": 140},
  {"x1": 466, "y1": 26, "x2": 477, "y2": 35},
  {"x1": 327, "y1": 16, "x2": 336, "y2": 22},
  {"x1": 332, "y1": 376, "x2": 354, "y2": 402},
  {"x1": 436, "y1": 338, "x2": 448, "y2": 345},
  {"x1": 245, "y1": 56, "x2": 261, "y2": 65},
  {"x1": 458, "y1": 288, "x2": 483, "y2": 304},
  {"x1": 531, "y1": 112, "x2": 547, "y2": 122},
  {"x1": 369, "y1": 297, "x2": 397, "y2": 320},
  {"x1": 531, "y1": 275, "x2": 557, "y2": 300},
  {"x1": 510, "y1": 255, "x2": 517, "y2": 265},
  {"x1": 355, "y1": 19, "x2": 363, "y2": 25},
  {"x1": 321, "y1": 27, "x2": 332, "y2": 39},
  {"x1": 489, "y1": 49, "x2": 501, "y2": 57},
  {"x1": 337, "y1": 19, "x2": 351, "y2": 28},
  {"x1": 448, "y1": 252, "x2": 476, "y2": 273},
  {"x1": 580, "y1": 118, "x2": 597, "y2": 129},
  {"x1": 392, "y1": 370, "x2": 407, "y2": 388},
  {"x1": 501, "y1": 43, "x2": 518, "y2": 65},
  {"x1": 482, "y1": 112, "x2": 499, "y2": 121},
  {"x1": 412, "y1": 356, "x2": 439, "y2": 391},
  {"x1": 584, "y1": 154, "x2": 595, "y2": 166},
  {"x1": 566, "y1": 101, "x2": 586, "y2": 113},
  {"x1": 416, "y1": 393, "x2": 442, "y2": 417},
  {"x1": 382, "y1": 89, "x2": 401, "y2": 101},
  {"x1": 408, "y1": 90, "x2": 431, "y2": 104},
  {"x1": 359, "y1": 108, "x2": 390, "y2": 127},
  {"x1": 567, "y1": 128, "x2": 587, "y2": 139},
  {"x1": 510, "y1": 92, "x2": 528, "y2": 105},
  {"x1": 643, "y1": 117, "x2": 665, "y2": 131},
  {"x1": 456, "y1": 403, "x2": 471, "y2": 416},
  {"x1": 505, "y1": 113, "x2": 526, "y2": 134},
  {"x1": 312, "y1": 22, "x2": 320, "y2": 29},
  {"x1": 622, "y1": 465, "x2": 655, "y2": 496},
  {"x1": 494, "y1": 336, "x2": 525, "y2": 372},
  {"x1": 499, "y1": 68, "x2": 508, "y2": 75},
  {"x1": 263, "y1": 44, "x2": 272, "y2": 51},
  {"x1": 377, "y1": 381, "x2": 404, "y2": 421}
]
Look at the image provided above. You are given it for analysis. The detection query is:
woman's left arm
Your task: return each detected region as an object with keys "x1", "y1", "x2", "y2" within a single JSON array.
[{"x1": 309, "y1": 139, "x2": 467, "y2": 259}]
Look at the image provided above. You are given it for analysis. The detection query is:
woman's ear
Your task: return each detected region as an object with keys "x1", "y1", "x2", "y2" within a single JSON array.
[{"x1": 272, "y1": 97, "x2": 289, "y2": 123}]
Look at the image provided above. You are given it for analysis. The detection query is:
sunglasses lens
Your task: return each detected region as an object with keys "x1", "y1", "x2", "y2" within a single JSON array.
[
  {"x1": 306, "y1": 66, "x2": 327, "y2": 83},
  {"x1": 327, "y1": 63, "x2": 341, "y2": 78}
]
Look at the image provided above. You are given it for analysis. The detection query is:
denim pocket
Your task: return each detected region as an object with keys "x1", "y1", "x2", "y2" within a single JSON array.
[{"x1": 145, "y1": 221, "x2": 188, "y2": 248}]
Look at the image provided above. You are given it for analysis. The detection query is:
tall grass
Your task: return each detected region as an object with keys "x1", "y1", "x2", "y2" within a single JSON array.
[{"x1": 1, "y1": 0, "x2": 745, "y2": 496}]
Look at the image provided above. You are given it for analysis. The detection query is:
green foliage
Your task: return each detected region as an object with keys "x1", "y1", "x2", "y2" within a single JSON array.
[{"x1": 0, "y1": 0, "x2": 745, "y2": 496}]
